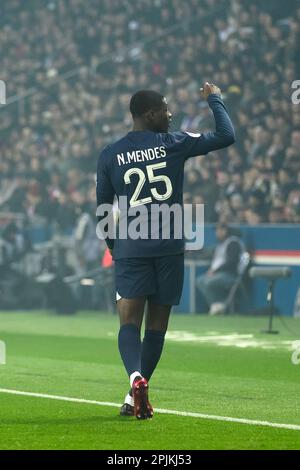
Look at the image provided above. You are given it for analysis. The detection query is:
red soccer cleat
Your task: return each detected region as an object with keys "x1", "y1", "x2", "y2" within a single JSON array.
[{"x1": 132, "y1": 377, "x2": 153, "y2": 420}]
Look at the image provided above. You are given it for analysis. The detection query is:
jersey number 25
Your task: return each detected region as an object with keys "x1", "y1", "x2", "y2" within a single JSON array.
[{"x1": 124, "y1": 162, "x2": 173, "y2": 207}]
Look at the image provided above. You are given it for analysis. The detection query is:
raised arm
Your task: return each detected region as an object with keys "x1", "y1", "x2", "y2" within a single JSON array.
[
  {"x1": 199, "y1": 82, "x2": 235, "y2": 152},
  {"x1": 167, "y1": 82, "x2": 235, "y2": 159}
]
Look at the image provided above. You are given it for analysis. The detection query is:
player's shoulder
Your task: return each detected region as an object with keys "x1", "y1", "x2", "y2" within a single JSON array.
[
  {"x1": 97, "y1": 143, "x2": 114, "y2": 173},
  {"x1": 99, "y1": 143, "x2": 113, "y2": 159},
  {"x1": 159, "y1": 131, "x2": 202, "y2": 146},
  {"x1": 99, "y1": 134, "x2": 129, "y2": 157}
]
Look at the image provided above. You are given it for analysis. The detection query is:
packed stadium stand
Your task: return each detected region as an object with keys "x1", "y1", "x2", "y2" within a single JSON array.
[
  {"x1": 1, "y1": 0, "x2": 300, "y2": 227},
  {"x1": 1, "y1": 0, "x2": 300, "y2": 314}
]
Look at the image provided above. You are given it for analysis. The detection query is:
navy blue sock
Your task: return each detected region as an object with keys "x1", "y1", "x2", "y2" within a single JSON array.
[
  {"x1": 141, "y1": 329, "x2": 166, "y2": 381},
  {"x1": 118, "y1": 324, "x2": 141, "y2": 377}
]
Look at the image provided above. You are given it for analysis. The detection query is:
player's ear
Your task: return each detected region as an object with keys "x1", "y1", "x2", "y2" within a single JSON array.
[{"x1": 145, "y1": 109, "x2": 155, "y2": 122}]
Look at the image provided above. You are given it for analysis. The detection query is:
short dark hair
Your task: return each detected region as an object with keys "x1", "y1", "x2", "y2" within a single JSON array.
[{"x1": 129, "y1": 90, "x2": 164, "y2": 117}]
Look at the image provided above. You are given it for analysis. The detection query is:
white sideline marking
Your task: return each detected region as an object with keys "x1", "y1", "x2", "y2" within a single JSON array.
[{"x1": 0, "y1": 388, "x2": 300, "y2": 431}]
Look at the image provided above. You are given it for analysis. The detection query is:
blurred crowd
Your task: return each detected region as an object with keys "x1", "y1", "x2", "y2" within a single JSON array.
[{"x1": 1, "y1": 0, "x2": 300, "y2": 229}]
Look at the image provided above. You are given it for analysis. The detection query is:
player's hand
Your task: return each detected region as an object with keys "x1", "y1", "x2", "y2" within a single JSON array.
[{"x1": 200, "y1": 82, "x2": 221, "y2": 100}]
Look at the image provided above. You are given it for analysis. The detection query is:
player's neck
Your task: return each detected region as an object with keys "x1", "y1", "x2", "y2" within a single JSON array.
[
  {"x1": 132, "y1": 125, "x2": 152, "y2": 132},
  {"x1": 132, "y1": 119, "x2": 154, "y2": 132}
]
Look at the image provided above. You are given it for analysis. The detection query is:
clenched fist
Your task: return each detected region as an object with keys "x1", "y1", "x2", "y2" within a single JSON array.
[{"x1": 200, "y1": 82, "x2": 221, "y2": 100}]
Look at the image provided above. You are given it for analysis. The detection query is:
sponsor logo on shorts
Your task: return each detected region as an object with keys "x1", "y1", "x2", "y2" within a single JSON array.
[{"x1": 116, "y1": 292, "x2": 122, "y2": 301}]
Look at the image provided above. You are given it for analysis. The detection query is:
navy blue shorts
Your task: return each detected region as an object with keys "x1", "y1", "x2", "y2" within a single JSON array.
[{"x1": 115, "y1": 254, "x2": 184, "y2": 306}]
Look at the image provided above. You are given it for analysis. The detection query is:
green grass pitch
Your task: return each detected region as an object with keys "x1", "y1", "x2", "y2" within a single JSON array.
[{"x1": 0, "y1": 310, "x2": 300, "y2": 450}]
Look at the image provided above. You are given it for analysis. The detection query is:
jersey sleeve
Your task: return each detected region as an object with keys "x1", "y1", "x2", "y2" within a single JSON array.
[
  {"x1": 165, "y1": 94, "x2": 235, "y2": 160},
  {"x1": 96, "y1": 149, "x2": 115, "y2": 250},
  {"x1": 96, "y1": 149, "x2": 115, "y2": 207}
]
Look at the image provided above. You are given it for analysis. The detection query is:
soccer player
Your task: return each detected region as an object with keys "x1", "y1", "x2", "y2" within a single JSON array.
[{"x1": 96, "y1": 83, "x2": 235, "y2": 419}]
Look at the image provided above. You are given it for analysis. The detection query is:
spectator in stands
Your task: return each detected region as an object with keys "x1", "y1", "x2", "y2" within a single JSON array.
[{"x1": 196, "y1": 222, "x2": 245, "y2": 315}]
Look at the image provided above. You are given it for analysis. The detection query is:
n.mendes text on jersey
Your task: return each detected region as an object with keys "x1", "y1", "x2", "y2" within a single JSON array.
[{"x1": 117, "y1": 146, "x2": 166, "y2": 165}]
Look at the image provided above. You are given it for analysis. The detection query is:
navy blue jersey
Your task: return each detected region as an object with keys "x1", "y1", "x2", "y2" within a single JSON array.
[{"x1": 96, "y1": 94, "x2": 235, "y2": 259}]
